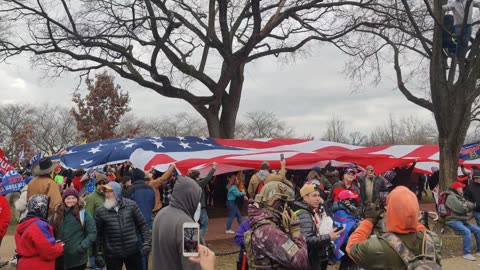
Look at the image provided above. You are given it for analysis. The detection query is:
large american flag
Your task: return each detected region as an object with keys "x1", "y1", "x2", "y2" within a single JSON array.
[{"x1": 53, "y1": 136, "x2": 480, "y2": 176}]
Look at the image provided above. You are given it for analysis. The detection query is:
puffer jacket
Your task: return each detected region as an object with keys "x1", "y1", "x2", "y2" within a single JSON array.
[
  {"x1": 464, "y1": 181, "x2": 480, "y2": 212},
  {"x1": 291, "y1": 200, "x2": 331, "y2": 270},
  {"x1": 94, "y1": 198, "x2": 151, "y2": 258}
]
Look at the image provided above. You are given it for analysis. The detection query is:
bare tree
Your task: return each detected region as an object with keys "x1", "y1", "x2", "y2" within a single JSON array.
[
  {"x1": 0, "y1": 0, "x2": 373, "y2": 138},
  {"x1": 0, "y1": 104, "x2": 36, "y2": 159},
  {"x1": 322, "y1": 115, "x2": 347, "y2": 143},
  {"x1": 31, "y1": 105, "x2": 81, "y2": 154},
  {"x1": 115, "y1": 113, "x2": 144, "y2": 138},
  {"x1": 348, "y1": 131, "x2": 367, "y2": 146},
  {"x1": 141, "y1": 113, "x2": 208, "y2": 137},
  {"x1": 366, "y1": 114, "x2": 400, "y2": 145},
  {"x1": 366, "y1": 115, "x2": 437, "y2": 146},
  {"x1": 338, "y1": 0, "x2": 480, "y2": 190},
  {"x1": 237, "y1": 111, "x2": 294, "y2": 139},
  {"x1": 397, "y1": 115, "x2": 437, "y2": 145}
]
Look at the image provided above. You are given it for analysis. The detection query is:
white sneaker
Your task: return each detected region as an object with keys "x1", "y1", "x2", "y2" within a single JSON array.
[
  {"x1": 463, "y1": 254, "x2": 476, "y2": 261},
  {"x1": 225, "y1": 230, "x2": 235, "y2": 234}
]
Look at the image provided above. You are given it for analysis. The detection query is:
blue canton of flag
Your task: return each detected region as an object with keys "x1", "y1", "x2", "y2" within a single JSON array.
[{"x1": 55, "y1": 136, "x2": 240, "y2": 169}]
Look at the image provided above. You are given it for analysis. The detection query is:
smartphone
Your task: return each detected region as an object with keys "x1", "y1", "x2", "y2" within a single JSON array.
[
  {"x1": 334, "y1": 226, "x2": 344, "y2": 232},
  {"x1": 183, "y1": 222, "x2": 200, "y2": 257},
  {"x1": 280, "y1": 154, "x2": 284, "y2": 161}
]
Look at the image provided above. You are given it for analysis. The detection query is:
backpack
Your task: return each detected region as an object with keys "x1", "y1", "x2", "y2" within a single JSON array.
[
  {"x1": 380, "y1": 231, "x2": 442, "y2": 270},
  {"x1": 437, "y1": 192, "x2": 451, "y2": 218},
  {"x1": 244, "y1": 219, "x2": 279, "y2": 269}
]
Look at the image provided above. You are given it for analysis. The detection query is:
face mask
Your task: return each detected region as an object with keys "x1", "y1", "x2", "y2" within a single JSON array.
[{"x1": 193, "y1": 203, "x2": 201, "y2": 222}]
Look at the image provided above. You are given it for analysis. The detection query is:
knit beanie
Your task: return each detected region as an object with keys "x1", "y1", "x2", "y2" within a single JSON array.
[{"x1": 62, "y1": 188, "x2": 79, "y2": 201}]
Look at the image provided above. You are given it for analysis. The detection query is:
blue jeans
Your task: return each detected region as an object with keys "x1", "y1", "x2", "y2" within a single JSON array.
[
  {"x1": 448, "y1": 221, "x2": 480, "y2": 255},
  {"x1": 199, "y1": 208, "x2": 209, "y2": 236},
  {"x1": 88, "y1": 256, "x2": 104, "y2": 270},
  {"x1": 226, "y1": 200, "x2": 242, "y2": 230},
  {"x1": 473, "y1": 211, "x2": 480, "y2": 226},
  {"x1": 454, "y1": 24, "x2": 472, "y2": 55}
]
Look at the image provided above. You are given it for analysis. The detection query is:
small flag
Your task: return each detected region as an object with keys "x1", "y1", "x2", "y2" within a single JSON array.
[{"x1": 19, "y1": 148, "x2": 25, "y2": 163}]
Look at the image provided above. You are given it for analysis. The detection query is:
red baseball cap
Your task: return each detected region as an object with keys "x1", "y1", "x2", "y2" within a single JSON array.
[
  {"x1": 338, "y1": 190, "x2": 359, "y2": 201},
  {"x1": 450, "y1": 181, "x2": 466, "y2": 189}
]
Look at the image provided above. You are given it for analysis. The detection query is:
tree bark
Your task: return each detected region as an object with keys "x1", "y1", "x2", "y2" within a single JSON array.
[
  {"x1": 202, "y1": 63, "x2": 245, "y2": 139},
  {"x1": 438, "y1": 136, "x2": 462, "y2": 191}
]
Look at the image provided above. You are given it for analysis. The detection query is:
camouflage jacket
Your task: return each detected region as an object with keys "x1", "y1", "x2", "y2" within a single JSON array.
[{"x1": 247, "y1": 204, "x2": 308, "y2": 270}]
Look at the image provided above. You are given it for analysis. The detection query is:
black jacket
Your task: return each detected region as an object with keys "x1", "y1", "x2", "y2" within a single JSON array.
[
  {"x1": 291, "y1": 200, "x2": 331, "y2": 270},
  {"x1": 94, "y1": 198, "x2": 151, "y2": 258},
  {"x1": 464, "y1": 182, "x2": 480, "y2": 212}
]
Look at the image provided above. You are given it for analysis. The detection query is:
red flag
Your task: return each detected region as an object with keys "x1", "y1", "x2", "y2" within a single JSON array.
[{"x1": 0, "y1": 149, "x2": 14, "y2": 174}]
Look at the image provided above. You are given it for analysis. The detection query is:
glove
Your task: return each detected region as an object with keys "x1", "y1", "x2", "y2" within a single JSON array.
[
  {"x1": 364, "y1": 203, "x2": 384, "y2": 225},
  {"x1": 288, "y1": 209, "x2": 301, "y2": 238},
  {"x1": 142, "y1": 245, "x2": 151, "y2": 256},
  {"x1": 95, "y1": 256, "x2": 106, "y2": 268}
]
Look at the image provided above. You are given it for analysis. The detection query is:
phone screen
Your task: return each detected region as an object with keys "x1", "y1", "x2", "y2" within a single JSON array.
[
  {"x1": 280, "y1": 153, "x2": 284, "y2": 161},
  {"x1": 183, "y1": 225, "x2": 199, "y2": 256},
  {"x1": 335, "y1": 227, "x2": 344, "y2": 232}
]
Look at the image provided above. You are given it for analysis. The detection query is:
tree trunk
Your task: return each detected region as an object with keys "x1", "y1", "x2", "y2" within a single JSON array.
[
  {"x1": 219, "y1": 64, "x2": 245, "y2": 139},
  {"x1": 205, "y1": 112, "x2": 221, "y2": 138},
  {"x1": 435, "y1": 99, "x2": 471, "y2": 191},
  {"x1": 202, "y1": 63, "x2": 245, "y2": 139},
  {"x1": 438, "y1": 135, "x2": 462, "y2": 191}
]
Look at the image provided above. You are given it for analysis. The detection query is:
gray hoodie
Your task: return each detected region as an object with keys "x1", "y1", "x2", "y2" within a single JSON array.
[{"x1": 152, "y1": 176, "x2": 202, "y2": 270}]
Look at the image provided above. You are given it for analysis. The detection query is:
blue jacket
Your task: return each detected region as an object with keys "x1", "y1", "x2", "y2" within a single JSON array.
[
  {"x1": 227, "y1": 185, "x2": 244, "y2": 201},
  {"x1": 235, "y1": 219, "x2": 250, "y2": 247},
  {"x1": 124, "y1": 180, "x2": 155, "y2": 228}
]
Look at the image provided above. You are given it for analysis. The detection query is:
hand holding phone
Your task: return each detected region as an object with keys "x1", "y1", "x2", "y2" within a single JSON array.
[
  {"x1": 280, "y1": 154, "x2": 284, "y2": 161},
  {"x1": 183, "y1": 222, "x2": 200, "y2": 257},
  {"x1": 329, "y1": 227, "x2": 343, "y2": 241}
]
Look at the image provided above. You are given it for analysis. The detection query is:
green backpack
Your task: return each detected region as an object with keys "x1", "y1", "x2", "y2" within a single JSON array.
[
  {"x1": 244, "y1": 219, "x2": 278, "y2": 269},
  {"x1": 380, "y1": 231, "x2": 442, "y2": 270}
]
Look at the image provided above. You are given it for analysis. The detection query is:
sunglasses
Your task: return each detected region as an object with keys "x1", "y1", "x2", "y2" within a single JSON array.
[{"x1": 104, "y1": 189, "x2": 114, "y2": 193}]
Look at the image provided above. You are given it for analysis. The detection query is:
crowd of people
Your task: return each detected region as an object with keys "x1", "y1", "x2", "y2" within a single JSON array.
[{"x1": 3, "y1": 152, "x2": 480, "y2": 270}]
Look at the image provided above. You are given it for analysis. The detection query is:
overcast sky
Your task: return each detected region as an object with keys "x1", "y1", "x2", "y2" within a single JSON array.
[{"x1": 0, "y1": 43, "x2": 434, "y2": 139}]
